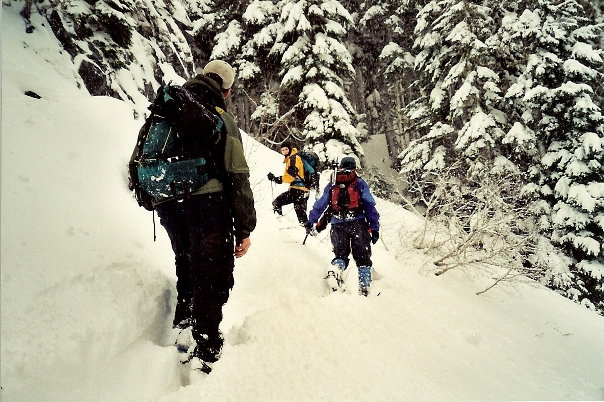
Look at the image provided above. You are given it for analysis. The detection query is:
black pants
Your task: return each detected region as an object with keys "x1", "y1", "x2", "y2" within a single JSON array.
[
  {"x1": 273, "y1": 188, "x2": 309, "y2": 223},
  {"x1": 331, "y1": 219, "x2": 372, "y2": 268},
  {"x1": 156, "y1": 193, "x2": 234, "y2": 346}
]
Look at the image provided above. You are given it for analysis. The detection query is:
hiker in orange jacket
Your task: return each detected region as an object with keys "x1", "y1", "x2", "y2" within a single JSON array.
[{"x1": 267, "y1": 141, "x2": 310, "y2": 224}]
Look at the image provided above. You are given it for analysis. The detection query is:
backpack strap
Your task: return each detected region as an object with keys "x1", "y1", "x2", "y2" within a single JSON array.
[{"x1": 288, "y1": 154, "x2": 307, "y2": 188}]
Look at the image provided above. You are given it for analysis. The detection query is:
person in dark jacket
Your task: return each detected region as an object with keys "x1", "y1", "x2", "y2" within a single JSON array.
[
  {"x1": 267, "y1": 142, "x2": 310, "y2": 224},
  {"x1": 305, "y1": 157, "x2": 379, "y2": 296},
  {"x1": 153, "y1": 60, "x2": 256, "y2": 372}
]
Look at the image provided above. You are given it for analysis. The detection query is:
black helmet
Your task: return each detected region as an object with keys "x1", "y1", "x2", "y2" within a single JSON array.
[{"x1": 339, "y1": 157, "x2": 356, "y2": 170}]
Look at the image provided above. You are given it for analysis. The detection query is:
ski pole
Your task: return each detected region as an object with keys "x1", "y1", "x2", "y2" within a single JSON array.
[
  {"x1": 380, "y1": 235, "x2": 390, "y2": 252},
  {"x1": 302, "y1": 231, "x2": 310, "y2": 245}
]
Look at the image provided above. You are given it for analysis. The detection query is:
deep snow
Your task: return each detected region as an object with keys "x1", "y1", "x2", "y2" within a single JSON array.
[{"x1": 2, "y1": 5, "x2": 604, "y2": 401}]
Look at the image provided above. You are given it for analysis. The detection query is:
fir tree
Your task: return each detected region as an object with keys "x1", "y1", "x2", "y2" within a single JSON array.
[
  {"x1": 188, "y1": 0, "x2": 249, "y2": 65},
  {"x1": 237, "y1": 0, "x2": 285, "y2": 141},
  {"x1": 401, "y1": 0, "x2": 515, "y2": 180},
  {"x1": 356, "y1": 0, "x2": 421, "y2": 160},
  {"x1": 271, "y1": 0, "x2": 361, "y2": 162},
  {"x1": 504, "y1": 0, "x2": 604, "y2": 312}
]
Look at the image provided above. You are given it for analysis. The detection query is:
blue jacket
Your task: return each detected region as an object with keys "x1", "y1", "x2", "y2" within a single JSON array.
[{"x1": 308, "y1": 177, "x2": 380, "y2": 231}]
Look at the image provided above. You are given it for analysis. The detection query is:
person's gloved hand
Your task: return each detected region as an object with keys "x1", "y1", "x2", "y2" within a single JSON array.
[
  {"x1": 304, "y1": 221, "x2": 314, "y2": 234},
  {"x1": 316, "y1": 218, "x2": 327, "y2": 233},
  {"x1": 371, "y1": 230, "x2": 379, "y2": 245},
  {"x1": 267, "y1": 173, "x2": 282, "y2": 184}
]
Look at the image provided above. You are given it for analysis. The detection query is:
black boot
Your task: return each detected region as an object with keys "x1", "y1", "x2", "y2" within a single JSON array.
[{"x1": 173, "y1": 298, "x2": 192, "y2": 329}]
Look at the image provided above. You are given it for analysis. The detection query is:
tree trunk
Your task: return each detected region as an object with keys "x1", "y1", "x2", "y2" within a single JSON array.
[
  {"x1": 21, "y1": 0, "x2": 33, "y2": 20},
  {"x1": 384, "y1": 81, "x2": 404, "y2": 164}
]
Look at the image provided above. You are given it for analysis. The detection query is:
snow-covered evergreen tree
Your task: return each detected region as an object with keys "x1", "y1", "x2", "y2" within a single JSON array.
[
  {"x1": 355, "y1": 0, "x2": 420, "y2": 159},
  {"x1": 271, "y1": 0, "x2": 361, "y2": 162},
  {"x1": 188, "y1": 0, "x2": 248, "y2": 65},
  {"x1": 400, "y1": 0, "x2": 512, "y2": 180},
  {"x1": 503, "y1": 0, "x2": 604, "y2": 312},
  {"x1": 236, "y1": 0, "x2": 284, "y2": 140},
  {"x1": 236, "y1": 1, "x2": 281, "y2": 83}
]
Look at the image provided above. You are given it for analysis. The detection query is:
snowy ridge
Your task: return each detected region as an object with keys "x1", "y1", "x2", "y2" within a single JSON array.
[{"x1": 2, "y1": 6, "x2": 604, "y2": 401}]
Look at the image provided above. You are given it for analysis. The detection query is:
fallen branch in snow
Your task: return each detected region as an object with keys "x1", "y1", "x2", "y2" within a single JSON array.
[{"x1": 476, "y1": 266, "x2": 523, "y2": 295}]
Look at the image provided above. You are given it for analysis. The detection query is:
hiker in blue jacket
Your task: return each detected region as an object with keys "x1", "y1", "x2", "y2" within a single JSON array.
[{"x1": 305, "y1": 157, "x2": 380, "y2": 296}]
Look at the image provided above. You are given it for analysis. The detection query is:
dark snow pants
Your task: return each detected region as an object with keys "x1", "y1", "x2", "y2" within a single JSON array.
[
  {"x1": 330, "y1": 218, "x2": 372, "y2": 268},
  {"x1": 156, "y1": 193, "x2": 234, "y2": 347},
  {"x1": 273, "y1": 187, "x2": 309, "y2": 223}
]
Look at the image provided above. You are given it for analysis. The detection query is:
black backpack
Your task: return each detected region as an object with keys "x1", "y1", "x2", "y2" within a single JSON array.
[{"x1": 128, "y1": 83, "x2": 224, "y2": 210}]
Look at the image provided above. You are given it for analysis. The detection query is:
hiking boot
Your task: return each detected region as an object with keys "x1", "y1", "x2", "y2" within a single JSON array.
[
  {"x1": 358, "y1": 266, "x2": 371, "y2": 297},
  {"x1": 332, "y1": 259, "x2": 348, "y2": 288},
  {"x1": 332, "y1": 258, "x2": 346, "y2": 271},
  {"x1": 173, "y1": 317, "x2": 192, "y2": 330},
  {"x1": 326, "y1": 270, "x2": 339, "y2": 292},
  {"x1": 190, "y1": 357, "x2": 213, "y2": 374},
  {"x1": 272, "y1": 202, "x2": 283, "y2": 216},
  {"x1": 195, "y1": 333, "x2": 224, "y2": 363}
]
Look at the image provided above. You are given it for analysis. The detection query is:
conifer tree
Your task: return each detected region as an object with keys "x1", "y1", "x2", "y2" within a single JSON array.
[
  {"x1": 400, "y1": 0, "x2": 511, "y2": 179},
  {"x1": 188, "y1": 0, "x2": 249, "y2": 64},
  {"x1": 271, "y1": 0, "x2": 361, "y2": 161},
  {"x1": 503, "y1": 0, "x2": 604, "y2": 312},
  {"x1": 236, "y1": 0, "x2": 284, "y2": 141},
  {"x1": 355, "y1": 0, "x2": 421, "y2": 159}
]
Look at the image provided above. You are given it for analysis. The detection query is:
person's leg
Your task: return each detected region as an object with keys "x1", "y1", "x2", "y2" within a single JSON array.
[
  {"x1": 292, "y1": 189, "x2": 309, "y2": 223},
  {"x1": 272, "y1": 190, "x2": 293, "y2": 215},
  {"x1": 185, "y1": 194, "x2": 234, "y2": 362},
  {"x1": 350, "y1": 219, "x2": 372, "y2": 267},
  {"x1": 156, "y1": 201, "x2": 193, "y2": 328},
  {"x1": 350, "y1": 219, "x2": 373, "y2": 296},
  {"x1": 330, "y1": 222, "x2": 351, "y2": 268}
]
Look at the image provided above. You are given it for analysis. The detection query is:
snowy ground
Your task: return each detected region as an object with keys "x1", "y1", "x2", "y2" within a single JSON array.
[{"x1": 2, "y1": 6, "x2": 604, "y2": 401}]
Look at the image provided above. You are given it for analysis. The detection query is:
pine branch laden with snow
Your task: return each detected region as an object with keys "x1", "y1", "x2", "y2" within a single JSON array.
[
  {"x1": 207, "y1": 0, "x2": 365, "y2": 160},
  {"x1": 399, "y1": 0, "x2": 603, "y2": 312}
]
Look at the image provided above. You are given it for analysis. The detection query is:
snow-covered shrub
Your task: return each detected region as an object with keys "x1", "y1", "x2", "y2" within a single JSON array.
[{"x1": 407, "y1": 164, "x2": 541, "y2": 294}]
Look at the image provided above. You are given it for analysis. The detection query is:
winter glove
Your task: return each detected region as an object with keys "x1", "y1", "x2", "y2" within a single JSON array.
[
  {"x1": 267, "y1": 173, "x2": 283, "y2": 184},
  {"x1": 316, "y1": 219, "x2": 327, "y2": 233},
  {"x1": 370, "y1": 230, "x2": 379, "y2": 245},
  {"x1": 304, "y1": 221, "x2": 314, "y2": 234}
]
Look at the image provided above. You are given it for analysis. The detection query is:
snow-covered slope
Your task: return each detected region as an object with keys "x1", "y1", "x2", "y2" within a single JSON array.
[{"x1": 2, "y1": 6, "x2": 604, "y2": 401}]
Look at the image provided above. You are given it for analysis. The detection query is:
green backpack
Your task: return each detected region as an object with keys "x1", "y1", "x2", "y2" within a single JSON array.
[{"x1": 128, "y1": 84, "x2": 224, "y2": 210}]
